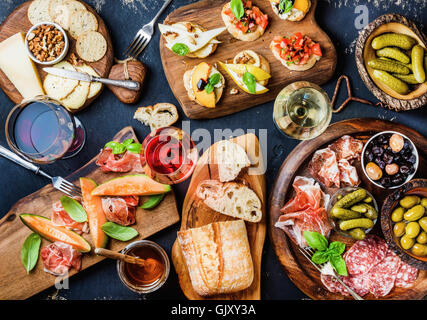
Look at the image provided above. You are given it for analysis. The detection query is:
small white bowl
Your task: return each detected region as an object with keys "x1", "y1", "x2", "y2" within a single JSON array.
[
  {"x1": 361, "y1": 131, "x2": 419, "y2": 189},
  {"x1": 25, "y1": 22, "x2": 69, "y2": 66}
]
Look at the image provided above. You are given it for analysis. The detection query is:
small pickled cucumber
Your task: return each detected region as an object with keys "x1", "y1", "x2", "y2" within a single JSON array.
[
  {"x1": 411, "y1": 243, "x2": 427, "y2": 257},
  {"x1": 391, "y1": 207, "x2": 405, "y2": 222},
  {"x1": 393, "y1": 222, "x2": 406, "y2": 237},
  {"x1": 403, "y1": 205, "x2": 425, "y2": 221},
  {"x1": 412, "y1": 45, "x2": 426, "y2": 83},
  {"x1": 393, "y1": 73, "x2": 420, "y2": 84},
  {"x1": 372, "y1": 33, "x2": 416, "y2": 50},
  {"x1": 417, "y1": 231, "x2": 427, "y2": 244},
  {"x1": 400, "y1": 195, "x2": 421, "y2": 208},
  {"x1": 368, "y1": 58, "x2": 410, "y2": 74},
  {"x1": 405, "y1": 222, "x2": 421, "y2": 238},
  {"x1": 400, "y1": 235, "x2": 415, "y2": 250},
  {"x1": 339, "y1": 218, "x2": 374, "y2": 231},
  {"x1": 331, "y1": 207, "x2": 362, "y2": 220},
  {"x1": 421, "y1": 198, "x2": 427, "y2": 208},
  {"x1": 372, "y1": 70, "x2": 409, "y2": 95},
  {"x1": 334, "y1": 189, "x2": 367, "y2": 209},
  {"x1": 351, "y1": 203, "x2": 378, "y2": 219},
  {"x1": 337, "y1": 194, "x2": 343, "y2": 200},
  {"x1": 363, "y1": 196, "x2": 373, "y2": 203},
  {"x1": 419, "y1": 217, "x2": 427, "y2": 232},
  {"x1": 350, "y1": 204, "x2": 367, "y2": 213},
  {"x1": 348, "y1": 228, "x2": 366, "y2": 240},
  {"x1": 377, "y1": 47, "x2": 411, "y2": 64}
]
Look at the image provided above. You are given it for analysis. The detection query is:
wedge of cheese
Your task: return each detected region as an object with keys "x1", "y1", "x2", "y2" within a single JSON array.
[{"x1": 0, "y1": 32, "x2": 45, "y2": 99}]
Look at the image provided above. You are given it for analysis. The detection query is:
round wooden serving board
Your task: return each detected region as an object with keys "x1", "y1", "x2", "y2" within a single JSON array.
[
  {"x1": 160, "y1": 0, "x2": 337, "y2": 119},
  {"x1": 172, "y1": 133, "x2": 266, "y2": 300},
  {"x1": 269, "y1": 118, "x2": 427, "y2": 300},
  {"x1": 0, "y1": 0, "x2": 114, "y2": 111}
]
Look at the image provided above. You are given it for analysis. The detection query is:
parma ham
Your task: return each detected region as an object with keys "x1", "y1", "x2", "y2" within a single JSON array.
[
  {"x1": 52, "y1": 201, "x2": 89, "y2": 234},
  {"x1": 41, "y1": 242, "x2": 82, "y2": 276},
  {"x1": 329, "y1": 135, "x2": 364, "y2": 162},
  {"x1": 102, "y1": 196, "x2": 139, "y2": 226},
  {"x1": 96, "y1": 148, "x2": 145, "y2": 173}
]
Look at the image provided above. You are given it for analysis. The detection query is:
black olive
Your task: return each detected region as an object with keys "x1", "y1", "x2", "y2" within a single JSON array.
[
  {"x1": 403, "y1": 140, "x2": 410, "y2": 150},
  {"x1": 400, "y1": 165, "x2": 410, "y2": 174},
  {"x1": 383, "y1": 152, "x2": 394, "y2": 164},
  {"x1": 381, "y1": 176, "x2": 392, "y2": 187},
  {"x1": 377, "y1": 135, "x2": 386, "y2": 143},
  {"x1": 376, "y1": 159, "x2": 386, "y2": 170},
  {"x1": 366, "y1": 152, "x2": 374, "y2": 162},
  {"x1": 372, "y1": 146, "x2": 383, "y2": 156},
  {"x1": 408, "y1": 154, "x2": 416, "y2": 164},
  {"x1": 408, "y1": 166, "x2": 416, "y2": 174},
  {"x1": 197, "y1": 79, "x2": 208, "y2": 91},
  {"x1": 392, "y1": 176, "x2": 405, "y2": 186}
]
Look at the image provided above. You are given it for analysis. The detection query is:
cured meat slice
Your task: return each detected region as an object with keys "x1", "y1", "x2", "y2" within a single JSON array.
[
  {"x1": 321, "y1": 274, "x2": 349, "y2": 296},
  {"x1": 102, "y1": 196, "x2": 138, "y2": 226},
  {"x1": 320, "y1": 273, "x2": 370, "y2": 297},
  {"x1": 41, "y1": 242, "x2": 82, "y2": 276},
  {"x1": 52, "y1": 201, "x2": 89, "y2": 234},
  {"x1": 309, "y1": 148, "x2": 340, "y2": 188},
  {"x1": 275, "y1": 176, "x2": 332, "y2": 247},
  {"x1": 338, "y1": 159, "x2": 360, "y2": 187},
  {"x1": 395, "y1": 261, "x2": 419, "y2": 288},
  {"x1": 329, "y1": 135, "x2": 364, "y2": 162},
  {"x1": 368, "y1": 249, "x2": 401, "y2": 297},
  {"x1": 96, "y1": 148, "x2": 145, "y2": 173}
]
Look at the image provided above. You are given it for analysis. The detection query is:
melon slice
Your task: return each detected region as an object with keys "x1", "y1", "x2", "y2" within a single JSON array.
[
  {"x1": 91, "y1": 174, "x2": 171, "y2": 196},
  {"x1": 20, "y1": 214, "x2": 91, "y2": 252},
  {"x1": 80, "y1": 178, "x2": 108, "y2": 248}
]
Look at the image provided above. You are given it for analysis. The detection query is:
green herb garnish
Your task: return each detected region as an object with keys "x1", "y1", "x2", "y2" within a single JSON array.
[
  {"x1": 21, "y1": 233, "x2": 41, "y2": 274},
  {"x1": 230, "y1": 0, "x2": 244, "y2": 20},
  {"x1": 60, "y1": 196, "x2": 88, "y2": 223},
  {"x1": 101, "y1": 222, "x2": 139, "y2": 242},
  {"x1": 171, "y1": 43, "x2": 190, "y2": 56},
  {"x1": 105, "y1": 139, "x2": 142, "y2": 155},
  {"x1": 205, "y1": 73, "x2": 221, "y2": 94},
  {"x1": 303, "y1": 231, "x2": 348, "y2": 276},
  {"x1": 279, "y1": 0, "x2": 294, "y2": 13},
  {"x1": 242, "y1": 71, "x2": 257, "y2": 94}
]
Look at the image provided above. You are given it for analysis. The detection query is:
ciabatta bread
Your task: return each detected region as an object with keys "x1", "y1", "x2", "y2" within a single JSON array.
[
  {"x1": 196, "y1": 180, "x2": 262, "y2": 223},
  {"x1": 215, "y1": 140, "x2": 250, "y2": 182},
  {"x1": 177, "y1": 220, "x2": 254, "y2": 296},
  {"x1": 134, "y1": 103, "x2": 179, "y2": 131}
]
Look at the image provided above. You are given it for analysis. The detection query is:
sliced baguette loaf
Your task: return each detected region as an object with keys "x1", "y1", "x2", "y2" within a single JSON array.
[
  {"x1": 215, "y1": 140, "x2": 250, "y2": 182},
  {"x1": 196, "y1": 180, "x2": 262, "y2": 223},
  {"x1": 133, "y1": 103, "x2": 179, "y2": 131}
]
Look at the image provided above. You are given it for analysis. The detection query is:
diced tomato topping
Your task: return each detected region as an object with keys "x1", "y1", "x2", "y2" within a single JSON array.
[
  {"x1": 274, "y1": 32, "x2": 322, "y2": 65},
  {"x1": 312, "y1": 43, "x2": 322, "y2": 56},
  {"x1": 229, "y1": 1, "x2": 268, "y2": 33}
]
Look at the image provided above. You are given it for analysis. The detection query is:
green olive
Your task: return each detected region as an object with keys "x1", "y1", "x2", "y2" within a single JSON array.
[
  {"x1": 405, "y1": 222, "x2": 421, "y2": 238},
  {"x1": 391, "y1": 207, "x2": 405, "y2": 222},
  {"x1": 399, "y1": 195, "x2": 421, "y2": 209},
  {"x1": 416, "y1": 231, "x2": 427, "y2": 244},
  {"x1": 411, "y1": 243, "x2": 427, "y2": 257},
  {"x1": 419, "y1": 217, "x2": 427, "y2": 232},
  {"x1": 348, "y1": 228, "x2": 366, "y2": 240},
  {"x1": 393, "y1": 222, "x2": 406, "y2": 237},
  {"x1": 421, "y1": 198, "x2": 427, "y2": 208},
  {"x1": 401, "y1": 235, "x2": 415, "y2": 250},
  {"x1": 403, "y1": 205, "x2": 425, "y2": 221}
]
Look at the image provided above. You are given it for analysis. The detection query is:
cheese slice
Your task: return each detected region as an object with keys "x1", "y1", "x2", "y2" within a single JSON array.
[{"x1": 0, "y1": 32, "x2": 45, "y2": 99}]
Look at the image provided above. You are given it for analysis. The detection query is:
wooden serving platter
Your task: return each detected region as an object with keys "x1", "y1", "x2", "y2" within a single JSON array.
[
  {"x1": 172, "y1": 133, "x2": 266, "y2": 300},
  {"x1": 269, "y1": 118, "x2": 427, "y2": 300},
  {"x1": 160, "y1": 0, "x2": 337, "y2": 119},
  {"x1": 0, "y1": 126, "x2": 180, "y2": 300},
  {"x1": 0, "y1": 0, "x2": 114, "y2": 111}
]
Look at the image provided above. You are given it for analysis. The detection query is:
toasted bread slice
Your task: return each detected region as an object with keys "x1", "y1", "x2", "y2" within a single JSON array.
[
  {"x1": 74, "y1": 64, "x2": 103, "y2": 99},
  {"x1": 270, "y1": 0, "x2": 311, "y2": 22},
  {"x1": 134, "y1": 103, "x2": 179, "y2": 131},
  {"x1": 215, "y1": 140, "x2": 251, "y2": 182},
  {"x1": 233, "y1": 50, "x2": 271, "y2": 86}
]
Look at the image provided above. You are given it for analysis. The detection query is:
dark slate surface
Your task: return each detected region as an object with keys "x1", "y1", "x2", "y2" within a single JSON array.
[{"x1": 0, "y1": 0, "x2": 425, "y2": 300}]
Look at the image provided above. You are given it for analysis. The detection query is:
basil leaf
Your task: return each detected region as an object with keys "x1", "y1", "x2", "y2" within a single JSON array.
[
  {"x1": 21, "y1": 233, "x2": 41, "y2": 274},
  {"x1": 230, "y1": 0, "x2": 244, "y2": 20},
  {"x1": 279, "y1": 0, "x2": 293, "y2": 13},
  {"x1": 139, "y1": 194, "x2": 165, "y2": 209},
  {"x1": 60, "y1": 196, "x2": 87, "y2": 222},
  {"x1": 303, "y1": 231, "x2": 328, "y2": 251},
  {"x1": 171, "y1": 43, "x2": 189, "y2": 56},
  {"x1": 101, "y1": 222, "x2": 139, "y2": 242},
  {"x1": 105, "y1": 141, "x2": 120, "y2": 149},
  {"x1": 242, "y1": 71, "x2": 257, "y2": 94},
  {"x1": 329, "y1": 255, "x2": 348, "y2": 276},
  {"x1": 122, "y1": 139, "x2": 134, "y2": 147},
  {"x1": 204, "y1": 83, "x2": 214, "y2": 94},
  {"x1": 208, "y1": 73, "x2": 221, "y2": 86},
  {"x1": 328, "y1": 241, "x2": 346, "y2": 255},
  {"x1": 111, "y1": 143, "x2": 127, "y2": 155},
  {"x1": 126, "y1": 143, "x2": 142, "y2": 154},
  {"x1": 311, "y1": 251, "x2": 329, "y2": 265}
]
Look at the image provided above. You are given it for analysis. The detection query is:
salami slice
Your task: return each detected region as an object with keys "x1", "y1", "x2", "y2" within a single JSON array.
[
  {"x1": 368, "y1": 250, "x2": 401, "y2": 297},
  {"x1": 320, "y1": 274, "x2": 349, "y2": 296},
  {"x1": 395, "y1": 261, "x2": 419, "y2": 288},
  {"x1": 320, "y1": 273, "x2": 370, "y2": 297}
]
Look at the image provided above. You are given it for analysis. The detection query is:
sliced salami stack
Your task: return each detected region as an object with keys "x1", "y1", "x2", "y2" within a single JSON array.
[{"x1": 321, "y1": 235, "x2": 419, "y2": 298}]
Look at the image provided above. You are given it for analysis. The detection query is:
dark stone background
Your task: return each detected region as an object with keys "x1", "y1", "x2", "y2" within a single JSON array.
[{"x1": 0, "y1": 0, "x2": 425, "y2": 300}]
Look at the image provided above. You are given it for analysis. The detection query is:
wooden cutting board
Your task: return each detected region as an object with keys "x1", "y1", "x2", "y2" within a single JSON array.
[
  {"x1": 269, "y1": 118, "x2": 427, "y2": 300},
  {"x1": 0, "y1": 126, "x2": 180, "y2": 300},
  {"x1": 160, "y1": 0, "x2": 337, "y2": 119},
  {"x1": 0, "y1": 0, "x2": 114, "y2": 111},
  {"x1": 172, "y1": 133, "x2": 266, "y2": 300}
]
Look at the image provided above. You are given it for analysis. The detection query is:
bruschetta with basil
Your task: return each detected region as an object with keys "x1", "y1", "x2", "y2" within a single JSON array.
[{"x1": 269, "y1": 0, "x2": 311, "y2": 21}]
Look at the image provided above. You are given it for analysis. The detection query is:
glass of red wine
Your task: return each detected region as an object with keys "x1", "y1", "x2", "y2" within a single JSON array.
[
  {"x1": 5, "y1": 96, "x2": 86, "y2": 164},
  {"x1": 141, "y1": 127, "x2": 198, "y2": 185}
]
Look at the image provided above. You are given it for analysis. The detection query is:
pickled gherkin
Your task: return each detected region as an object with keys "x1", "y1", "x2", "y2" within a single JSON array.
[
  {"x1": 393, "y1": 73, "x2": 419, "y2": 85},
  {"x1": 331, "y1": 207, "x2": 362, "y2": 220},
  {"x1": 338, "y1": 218, "x2": 374, "y2": 231},
  {"x1": 376, "y1": 47, "x2": 410, "y2": 64},
  {"x1": 348, "y1": 228, "x2": 366, "y2": 240},
  {"x1": 411, "y1": 45, "x2": 426, "y2": 83},
  {"x1": 371, "y1": 33, "x2": 416, "y2": 50},
  {"x1": 368, "y1": 58, "x2": 410, "y2": 74},
  {"x1": 334, "y1": 189, "x2": 367, "y2": 209}
]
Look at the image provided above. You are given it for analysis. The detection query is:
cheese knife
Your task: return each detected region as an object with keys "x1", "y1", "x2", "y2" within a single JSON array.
[{"x1": 43, "y1": 67, "x2": 140, "y2": 91}]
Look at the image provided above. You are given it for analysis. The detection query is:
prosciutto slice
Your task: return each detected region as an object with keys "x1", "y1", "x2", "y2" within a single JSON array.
[
  {"x1": 102, "y1": 196, "x2": 139, "y2": 226},
  {"x1": 329, "y1": 135, "x2": 364, "y2": 162},
  {"x1": 52, "y1": 201, "x2": 89, "y2": 234},
  {"x1": 96, "y1": 148, "x2": 145, "y2": 173},
  {"x1": 41, "y1": 242, "x2": 82, "y2": 276},
  {"x1": 275, "y1": 176, "x2": 332, "y2": 247},
  {"x1": 338, "y1": 159, "x2": 360, "y2": 187},
  {"x1": 309, "y1": 148, "x2": 340, "y2": 188}
]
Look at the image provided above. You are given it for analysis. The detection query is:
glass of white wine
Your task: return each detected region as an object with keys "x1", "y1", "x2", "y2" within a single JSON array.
[{"x1": 273, "y1": 81, "x2": 332, "y2": 140}]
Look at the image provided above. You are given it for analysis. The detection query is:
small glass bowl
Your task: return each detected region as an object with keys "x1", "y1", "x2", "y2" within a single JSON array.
[
  {"x1": 25, "y1": 22, "x2": 69, "y2": 65},
  {"x1": 327, "y1": 187, "x2": 379, "y2": 238},
  {"x1": 116, "y1": 240, "x2": 170, "y2": 294}
]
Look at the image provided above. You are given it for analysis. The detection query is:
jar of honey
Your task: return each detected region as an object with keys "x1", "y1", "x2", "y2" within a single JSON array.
[{"x1": 116, "y1": 240, "x2": 170, "y2": 294}]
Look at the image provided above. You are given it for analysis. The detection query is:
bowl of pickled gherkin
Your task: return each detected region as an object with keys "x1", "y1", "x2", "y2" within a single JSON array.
[
  {"x1": 327, "y1": 187, "x2": 379, "y2": 241},
  {"x1": 381, "y1": 179, "x2": 427, "y2": 269}
]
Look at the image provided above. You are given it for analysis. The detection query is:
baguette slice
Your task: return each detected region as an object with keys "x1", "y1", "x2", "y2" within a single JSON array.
[
  {"x1": 134, "y1": 103, "x2": 179, "y2": 131},
  {"x1": 215, "y1": 140, "x2": 250, "y2": 182},
  {"x1": 177, "y1": 220, "x2": 254, "y2": 296},
  {"x1": 196, "y1": 180, "x2": 262, "y2": 223}
]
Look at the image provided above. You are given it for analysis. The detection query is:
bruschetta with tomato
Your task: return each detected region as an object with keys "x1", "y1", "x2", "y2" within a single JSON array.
[
  {"x1": 270, "y1": 32, "x2": 322, "y2": 71},
  {"x1": 221, "y1": 0, "x2": 269, "y2": 42}
]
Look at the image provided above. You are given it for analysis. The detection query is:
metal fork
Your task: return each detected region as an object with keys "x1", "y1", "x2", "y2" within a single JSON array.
[
  {"x1": 125, "y1": 0, "x2": 173, "y2": 59},
  {"x1": 0, "y1": 145, "x2": 82, "y2": 198},
  {"x1": 299, "y1": 246, "x2": 364, "y2": 300}
]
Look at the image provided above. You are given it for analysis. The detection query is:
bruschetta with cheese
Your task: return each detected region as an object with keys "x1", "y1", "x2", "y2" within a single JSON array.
[
  {"x1": 270, "y1": 32, "x2": 322, "y2": 71},
  {"x1": 221, "y1": 0, "x2": 269, "y2": 42},
  {"x1": 269, "y1": 0, "x2": 311, "y2": 21}
]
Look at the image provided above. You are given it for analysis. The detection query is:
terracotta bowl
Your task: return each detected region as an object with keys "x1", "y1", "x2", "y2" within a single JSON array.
[{"x1": 381, "y1": 179, "x2": 427, "y2": 270}]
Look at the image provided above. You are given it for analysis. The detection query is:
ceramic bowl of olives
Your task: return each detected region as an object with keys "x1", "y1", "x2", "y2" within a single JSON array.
[{"x1": 362, "y1": 131, "x2": 418, "y2": 189}]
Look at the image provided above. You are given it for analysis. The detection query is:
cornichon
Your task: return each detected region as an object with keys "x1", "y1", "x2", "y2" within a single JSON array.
[
  {"x1": 348, "y1": 228, "x2": 366, "y2": 240},
  {"x1": 339, "y1": 218, "x2": 374, "y2": 231},
  {"x1": 376, "y1": 47, "x2": 410, "y2": 64},
  {"x1": 334, "y1": 189, "x2": 367, "y2": 209},
  {"x1": 371, "y1": 33, "x2": 416, "y2": 50},
  {"x1": 393, "y1": 73, "x2": 420, "y2": 84},
  {"x1": 363, "y1": 196, "x2": 373, "y2": 203},
  {"x1": 411, "y1": 45, "x2": 426, "y2": 83},
  {"x1": 331, "y1": 207, "x2": 362, "y2": 220},
  {"x1": 351, "y1": 203, "x2": 378, "y2": 219},
  {"x1": 368, "y1": 58, "x2": 410, "y2": 74},
  {"x1": 372, "y1": 70, "x2": 409, "y2": 95}
]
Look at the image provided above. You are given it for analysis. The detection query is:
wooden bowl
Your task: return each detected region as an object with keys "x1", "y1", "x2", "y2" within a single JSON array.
[
  {"x1": 381, "y1": 179, "x2": 427, "y2": 270},
  {"x1": 355, "y1": 14, "x2": 427, "y2": 111}
]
